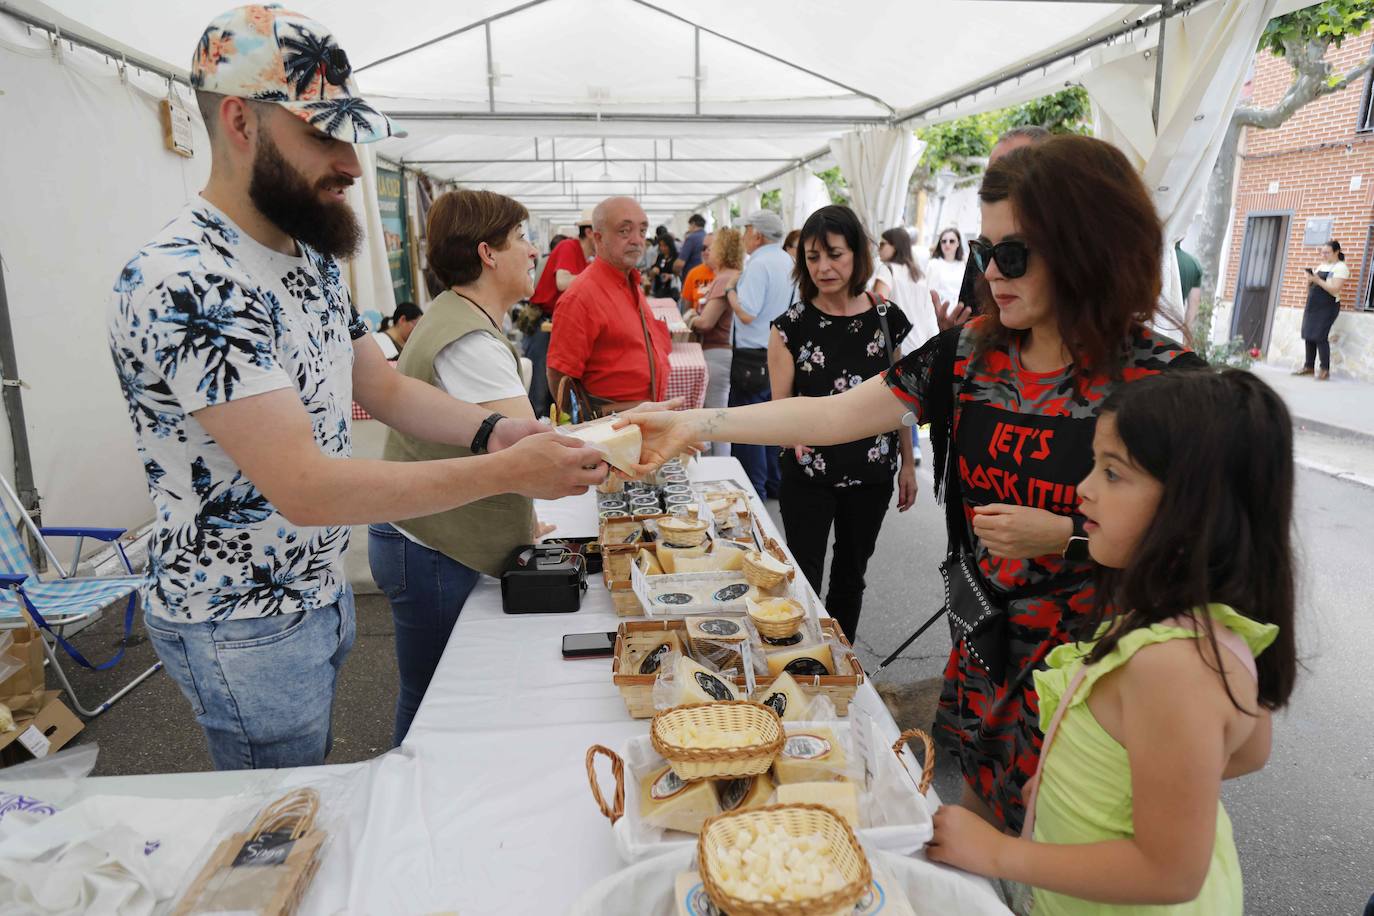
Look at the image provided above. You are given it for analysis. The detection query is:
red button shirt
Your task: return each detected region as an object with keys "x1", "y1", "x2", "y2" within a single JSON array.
[
  {"x1": 530, "y1": 238, "x2": 589, "y2": 314},
  {"x1": 547, "y1": 257, "x2": 673, "y2": 403}
]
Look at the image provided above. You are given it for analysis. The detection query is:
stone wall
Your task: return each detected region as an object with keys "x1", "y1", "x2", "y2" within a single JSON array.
[{"x1": 1211, "y1": 300, "x2": 1374, "y2": 381}]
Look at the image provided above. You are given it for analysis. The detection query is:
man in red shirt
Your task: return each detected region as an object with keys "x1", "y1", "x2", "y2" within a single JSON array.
[
  {"x1": 526, "y1": 212, "x2": 594, "y2": 415},
  {"x1": 547, "y1": 197, "x2": 673, "y2": 413}
]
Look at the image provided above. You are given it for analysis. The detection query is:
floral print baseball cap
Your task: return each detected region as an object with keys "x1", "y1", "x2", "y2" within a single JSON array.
[{"x1": 190, "y1": 5, "x2": 403, "y2": 144}]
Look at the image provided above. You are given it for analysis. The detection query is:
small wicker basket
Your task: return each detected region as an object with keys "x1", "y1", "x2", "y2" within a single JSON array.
[
  {"x1": 650, "y1": 701, "x2": 784, "y2": 781},
  {"x1": 697, "y1": 803, "x2": 873, "y2": 916},
  {"x1": 746, "y1": 596, "x2": 805, "y2": 640},
  {"x1": 657, "y1": 516, "x2": 710, "y2": 548}
]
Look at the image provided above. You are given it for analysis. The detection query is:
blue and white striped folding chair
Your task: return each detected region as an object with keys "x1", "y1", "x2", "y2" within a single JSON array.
[{"x1": 0, "y1": 475, "x2": 161, "y2": 717}]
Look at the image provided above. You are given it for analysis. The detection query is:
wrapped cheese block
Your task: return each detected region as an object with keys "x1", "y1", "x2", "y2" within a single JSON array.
[
  {"x1": 627, "y1": 631, "x2": 682, "y2": 676},
  {"x1": 640, "y1": 765, "x2": 720, "y2": 834},
  {"x1": 570, "y1": 420, "x2": 643, "y2": 473},
  {"x1": 764, "y1": 641, "x2": 836, "y2": 678},
  {"x1": 776, "y1": 781, "x2": 861, "y2": 828},
  {"x1": 751, "y1": 672, "x2": 812, "y2": 722},
  {"x1": 714, "y1": 772, "x2": 775, "y2": 814},
  {"x1": 686, "y1": 616, "x2": 748, "y2": 645},
  {"x1": 773, "y1": 726, "x2": 849, "y2": 783},
  {"x1": 672, "y1": 655, "x2": 740, "y2": 704}
]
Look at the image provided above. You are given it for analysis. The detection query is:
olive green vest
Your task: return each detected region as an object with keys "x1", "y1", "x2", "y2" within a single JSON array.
[{"x1": 383, "y1": 291, "x2": 532, "y2": 576}]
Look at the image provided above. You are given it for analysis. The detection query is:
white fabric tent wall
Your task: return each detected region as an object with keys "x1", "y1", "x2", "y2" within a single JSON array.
[
  {"x1": 829, "y1": 128, "x2": 924, "y2": 246},
  {"x1": 738, "y1": 188, "x2": 762, "y2": 219},
  {"x1": 344, "y1": 145, "x2": 399, "y2": 324},
  {"x1": 779, "y1": 169, "x2": 831, "y2": 233},
  {"x1": 1083, "y1": 0, "x2": 1279, "y2": 333},
  {"x1": 0, "y1": 17, "x2": 208, "y2": 532},
  {"x1": 710, "y1": 199, "x2": 731, "y2": 234}
]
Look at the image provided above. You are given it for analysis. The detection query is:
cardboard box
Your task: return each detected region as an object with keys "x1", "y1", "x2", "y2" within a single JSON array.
[{"x1": 0, "y1": 691, "x2": 83, "y2": 766}]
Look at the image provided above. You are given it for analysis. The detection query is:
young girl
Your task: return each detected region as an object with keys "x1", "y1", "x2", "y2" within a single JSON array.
[{"x1": 927, "y1": 368, "x2": 1298, "y2": 914}]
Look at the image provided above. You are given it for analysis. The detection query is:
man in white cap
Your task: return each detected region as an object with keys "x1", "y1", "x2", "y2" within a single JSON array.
[
  {"x1": 107, "y1": 5, "x2": 606, "y2": 770},
  {"x1": 527, "y1": 209, "x2": 595, "y2": 415},
  {"x1": 723, "y1": 209, "x2": 793, "y2": 499}
]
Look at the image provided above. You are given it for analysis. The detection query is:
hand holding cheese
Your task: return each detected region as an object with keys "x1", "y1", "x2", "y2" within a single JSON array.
[
  {"x1": 500, "y1": 431, "x2": 612, "y2": 499},
  {"x1": 568, "y1": 420, "x2": 644, "y2": 474}
]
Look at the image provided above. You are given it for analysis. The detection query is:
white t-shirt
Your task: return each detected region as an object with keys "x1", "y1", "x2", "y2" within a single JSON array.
[
  {"x1": 926, "y1": 256, "x2": 967, "y2": 310},
  {"x1": 433, "y1": 331, "x2": 527, "y2": 402},
  {"x1": 1318, "y1": 261, "x2": 1350, "y2": 300},
  {"x1": 873, "y1": 262, "x2": 938, "y2": 349},
  {"x1": 371, "y1": 330, "x2": 400, "y2": 360},
  {"x1": 107, "y1": 200, "x2": 360, "y2": 623}
]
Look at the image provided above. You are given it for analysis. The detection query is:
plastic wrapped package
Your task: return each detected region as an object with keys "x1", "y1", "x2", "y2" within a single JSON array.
[{"x1": 651, "y1": 653, "x2": 741, "y2": 711}]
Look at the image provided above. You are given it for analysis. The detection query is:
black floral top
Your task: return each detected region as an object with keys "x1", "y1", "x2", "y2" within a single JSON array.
[{"x1": 773, "y1": 298, "x2": 911, "y2": 488}]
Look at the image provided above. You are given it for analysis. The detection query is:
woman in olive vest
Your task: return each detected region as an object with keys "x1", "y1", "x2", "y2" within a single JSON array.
[{"x1": 369, "y1": 189, "x2": 544, "y2": 745}]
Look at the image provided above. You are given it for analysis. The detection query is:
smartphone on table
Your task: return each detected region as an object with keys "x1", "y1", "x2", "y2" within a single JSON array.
[{"x1": 562, "y1": 631, "x2": 617, "y2": 659}]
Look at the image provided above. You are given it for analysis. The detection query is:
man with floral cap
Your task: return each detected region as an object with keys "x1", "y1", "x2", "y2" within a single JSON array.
[{"x1": 107, "y1": 5, "x2": 607, "y2": 770}]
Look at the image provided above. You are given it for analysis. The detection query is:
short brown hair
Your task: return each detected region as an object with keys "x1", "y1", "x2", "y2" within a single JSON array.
[
  {"x1": 427, "y1": 190, "x2": 529, "y2": 288},
  {"x1": 794, "y1": 205, "x2": 873, "y2": 303},
  {"x1": 711, "y1": 227, "x2": 745, "y2": 271},
  {"x1": 976, "y1": 135, "x2": 1160, "y2": 376}
]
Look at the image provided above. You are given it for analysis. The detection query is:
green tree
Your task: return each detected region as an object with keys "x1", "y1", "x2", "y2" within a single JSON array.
[
  {"x1": 916, "y1": 86, "x2": 1092, "y2": 181},
  {"x1": 1195, "y1": 1, "x2": 1373, "y2": 300},
  {"x1": 760, "y1": 188, "x2": 782, "y2": 213},
  {"x1": 815, "y1": 166, "x2": 850, "y2": 206}
]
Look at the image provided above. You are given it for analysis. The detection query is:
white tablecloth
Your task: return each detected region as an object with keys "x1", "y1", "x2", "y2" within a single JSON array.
[{"x1": 0, "y1": 458, "x2": 992, "y2": 914}]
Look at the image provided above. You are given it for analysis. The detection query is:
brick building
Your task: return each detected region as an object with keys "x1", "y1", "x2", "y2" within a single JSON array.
[{"x1": 1220, "y1": 29, "x2": 1374, "y2": 380}]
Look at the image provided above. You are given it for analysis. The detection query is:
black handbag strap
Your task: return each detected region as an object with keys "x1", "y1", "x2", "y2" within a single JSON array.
[{"x1": 865, "y1": 291, "x2": 897, "y2": 369}]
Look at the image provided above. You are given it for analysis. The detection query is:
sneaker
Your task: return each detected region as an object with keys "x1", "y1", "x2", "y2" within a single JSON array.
[
  {"x1": 1316, "y1": 369, "x2": 1330, "y2": 381},
  {"x1": 1292, "y1": 366, "x2": 1315, "y2": 376}
]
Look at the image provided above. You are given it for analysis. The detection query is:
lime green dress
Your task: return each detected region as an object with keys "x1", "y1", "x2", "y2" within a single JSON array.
[{"x1": 1028, "y1": 604, "x2": 1278, "y2": 916}]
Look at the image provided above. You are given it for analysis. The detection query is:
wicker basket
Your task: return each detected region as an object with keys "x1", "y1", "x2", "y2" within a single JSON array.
[
  {"x1": 891, "y1": 728, "x2": 938, "y2": 795},
  {"x1": 650, "y1": 701, "x2": 783, "y2": 781},
  {"x1": 741, "y1": 542, "x2": 795, "y2": 590},
  {"x1": 746, "y1": 596, "x2": 805, "y2": 640},
  {"x1": 657, "y1": 516, "x2": 710, "y2": 548},
  {"x1": 697, "y1": 803, "x2": 872, "y2": 916}
]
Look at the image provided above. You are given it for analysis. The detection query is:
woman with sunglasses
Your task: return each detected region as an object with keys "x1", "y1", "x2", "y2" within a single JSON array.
[
  {"x1": 622, "y1": 135, "x2": 1204, "y2": 833},
  {"x1": 927, "y1": 227, "x2": 967, "y2": 316}
]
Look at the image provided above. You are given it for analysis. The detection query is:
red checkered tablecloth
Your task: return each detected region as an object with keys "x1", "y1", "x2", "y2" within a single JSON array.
[
  {"x1": 666, "y1": 341, "x2": 708, "y2": 410},
  {"x1": 649, "y1": 298, "x2": 691, "y2": 342},
  {"x1": 352, "y1": 358, "x2": 398, "y2": 421}
]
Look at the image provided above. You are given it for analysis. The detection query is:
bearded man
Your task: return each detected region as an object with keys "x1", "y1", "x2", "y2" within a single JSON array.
[{"x1": 106, "y1": 6, "x2": 605, "y2": 770}]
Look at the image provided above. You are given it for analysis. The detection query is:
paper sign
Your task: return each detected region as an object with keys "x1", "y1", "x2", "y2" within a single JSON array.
[
  {"x1": 851, "y1": 706, "x2": 877, "y2": 792},
  {"x1": 17, "y1": 726, "x2": 49, "y2": 759}
]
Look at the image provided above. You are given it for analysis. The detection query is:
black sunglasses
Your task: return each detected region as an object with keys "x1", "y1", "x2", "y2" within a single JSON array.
[{"x1": 968, "y1": 238, "x2": 1031, "y2": 279}]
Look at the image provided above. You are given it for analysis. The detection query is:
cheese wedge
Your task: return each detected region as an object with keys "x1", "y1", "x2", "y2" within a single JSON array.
[
  {"x1": 708, "y1": 540, "x2": 748, "y2": 571},
  {"x1": 687, "y1": 616, "x2": 748, "y2": 644},
  {"x1": 635, "y1": 548, "x2": 663, "y2": 576},
  {"x1": 714, "y1": 772, "x2": 775, "y2": 814},
  {"x1": 640, "y1": 765, "x2": 720, "y2": 834},
  {"x1": 672, "y1": 655, "x2": 740, "y2": 704},
  {"x1": 764, "y1": 642, "x2": 836, "y2": 678},
  {"x1": 570, "y1": 421, "x2": 642, "y2": 473},
  {"x1": 776, "y1": 781, "x2": 861, "y2": 828},
  {"x1": 628, "y1": 631, "x2": 682, "y2": 675},
  {"x1": 673, "y1": 554, "x2": 732, "y2": 574},
  {"x1": 656, "y1": 542, "x2": 709, "y2": 574},
  {"x1": 751, "y1": 672, "x2": 812, "y2": 721},
  {"x1": 773, "y1": 726, "x2": 849, "y2": 784},
  {"x1": 674, "y1": 872, "x2": 708, "y2": 916}
]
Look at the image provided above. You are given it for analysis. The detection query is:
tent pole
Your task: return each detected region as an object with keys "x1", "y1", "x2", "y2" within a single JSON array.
[
  {"x1": 1152, "y1": 1, "x2": 1171, "y2": 133},
  {"x1": 484, "y1": 22, "x2": 496, "y2": 113},
  {"x1": 356, "y1": 0, "x2": 555, "y2": 73},
  {"x1": 0, "y1": 245, "x2": 39, "y2": 518},
  {"x1": 693, "y1": 27, "x2": 701, "y2": 116}
]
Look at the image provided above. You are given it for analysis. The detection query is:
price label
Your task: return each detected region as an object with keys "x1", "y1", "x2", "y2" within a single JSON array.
[{"x1": 17, "y1": 726, "x2": 49, "y2": 759}]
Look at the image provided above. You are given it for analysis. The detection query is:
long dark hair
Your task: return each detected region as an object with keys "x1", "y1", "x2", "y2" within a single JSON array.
[
  {"x1": 794, "y1": 205, "x2": 874, "y2": 301},
  {"x1": 1085, "y1": 369, "x2": 1297, "y2": 712},
  {"x1": 977, "y1": 135, "x2": 1161, "y2": 378},
  {"x1": 881, "y1": 227, "x2": 922, "y2": 283},
  {"x1": 930, "y1": 227, "x2": 964, "y2": 262},
  {"x1": 379, "y1": 301, "x2": 421, "y2": 331}
]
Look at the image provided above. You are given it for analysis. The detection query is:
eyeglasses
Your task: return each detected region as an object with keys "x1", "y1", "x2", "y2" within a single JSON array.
[
  {"x1": 941, "y1": 238, "x2": 958, "y2": 245},
  {"x1": 968, "y1": 238, "x2": 1031, "y2": 279}
]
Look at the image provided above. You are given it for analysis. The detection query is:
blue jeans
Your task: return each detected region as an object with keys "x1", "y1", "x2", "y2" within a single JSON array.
[
  {"x1": 728, "y1": 385, "x2": 781, "y2": 499},
  {"x1": 143, "y1": 588, "x2": 356, "y2": 771},
  {"x1": 368, "y1": 523, "x2": 481, "y2": 746},
  {"x1": 523, "y1": 328, "x2": 552, "y2": 417}
]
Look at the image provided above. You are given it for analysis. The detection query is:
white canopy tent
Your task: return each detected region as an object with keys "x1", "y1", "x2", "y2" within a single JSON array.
[{"x1": 0, "y1": 0, "x2": 1314, "y2": 534}]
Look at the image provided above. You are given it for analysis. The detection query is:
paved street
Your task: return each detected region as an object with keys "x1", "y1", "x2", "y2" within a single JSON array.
[{"x1": 56, "y1": 425, "x2": 1374, "y2": 915}]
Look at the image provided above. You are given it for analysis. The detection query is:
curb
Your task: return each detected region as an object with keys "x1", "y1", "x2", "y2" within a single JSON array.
[
  {"x1": 1293, "y1": 455, "x2": 1374, "y2": 491},
  {"x1": 1291, "y1": 415, "x2": 1374, "y2": 449}
]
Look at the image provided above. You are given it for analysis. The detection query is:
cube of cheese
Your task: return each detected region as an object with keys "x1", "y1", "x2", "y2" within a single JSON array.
[
  {"x1": 751, "y1": 672, "x2": 812, "y2": 722},
  {"x1": 715, "y1": 773, "x2": 775, "y2": 814},
  {"x1": 764, "y1": 642, "x2": 836, "y2": 678},
  {"x1": 570, "y1": 420, "x2": 642, "y2": 473},
  {"x1": 673, "y1": 655, "x2": 739, "y2": 704},
  {"x1": 773, "y1": 726, "x2": 849, "y2": 784},
  {"x1": 776, "y1": 781, "x2": 861, "y2": 828},
  {"x1": 640, "y1": 765, "x2": 719, "y2": 834}
]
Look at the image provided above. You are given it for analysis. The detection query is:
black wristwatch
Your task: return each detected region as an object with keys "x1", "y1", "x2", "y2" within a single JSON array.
[
  {"x1": 1063, "y1": 515, "x2": 1090, "y2": 563},
  {"x1": 470, "y1": 412, "x2": 505, "y2": 455}
]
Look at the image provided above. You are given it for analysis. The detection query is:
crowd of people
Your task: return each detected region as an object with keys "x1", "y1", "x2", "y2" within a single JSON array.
[{"x1": 102, "y1": 7, "x2": 1301, "y2": 914}]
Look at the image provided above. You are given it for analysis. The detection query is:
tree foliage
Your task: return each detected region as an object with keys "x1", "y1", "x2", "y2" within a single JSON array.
[
  {"x1": 916, "y1": 86, "x2": 1092, "y2": 179},
  {"x1": 815, "y1": 166, "x2": 850, "y2": 206},
  {"x1": 1260, "y1": 0, "x2": 1373, "y2": 60}
]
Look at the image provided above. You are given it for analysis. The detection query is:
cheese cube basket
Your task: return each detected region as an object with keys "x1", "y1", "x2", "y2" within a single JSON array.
[
  {"x1": 612, "y1": 618, "x2": 865, "y2": 718},
  {"x1": 650, "y1": 701, "x2": 785, "y2": 781},
  {"x1": 697, "y1": 803, "x2": 872, "y2": 916}
]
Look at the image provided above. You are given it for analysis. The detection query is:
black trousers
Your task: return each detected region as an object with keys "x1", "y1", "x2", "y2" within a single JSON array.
[
  {"x1": 778, "y1": 469, "x2": 893, "y2": 644},
  {"x1": 1305, "y1": 340, "x2": 1331, "y2": 371}
]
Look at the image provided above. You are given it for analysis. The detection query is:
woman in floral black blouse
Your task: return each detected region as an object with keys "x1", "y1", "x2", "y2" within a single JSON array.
[{"x1": 769, "y1": 205, "x2": 917, "y2": 642}]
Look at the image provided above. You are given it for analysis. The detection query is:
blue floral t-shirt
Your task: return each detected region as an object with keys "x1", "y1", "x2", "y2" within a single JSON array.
[{"x1": 107, "y1": 199, "x2": 365, "y2": 623}]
